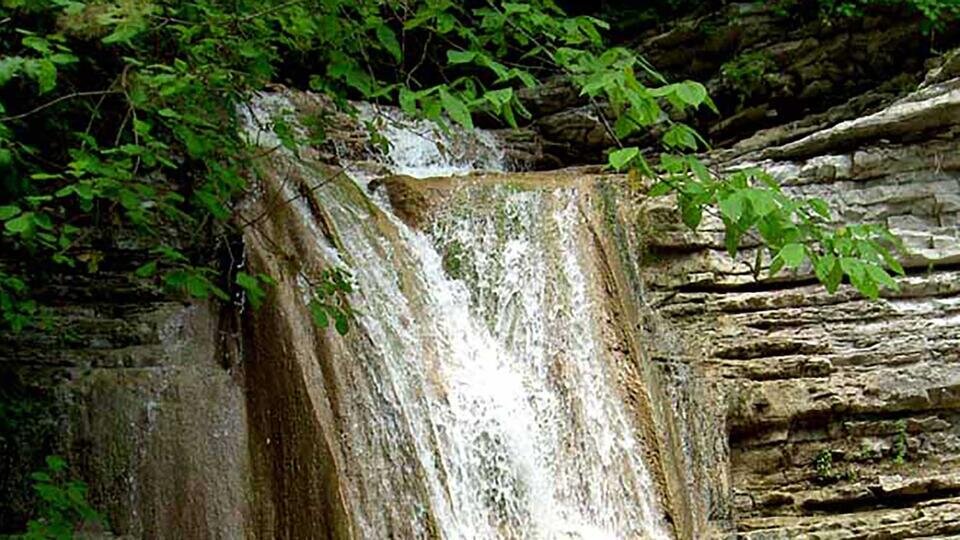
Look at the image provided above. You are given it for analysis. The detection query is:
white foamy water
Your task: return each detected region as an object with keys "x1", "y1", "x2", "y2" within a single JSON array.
[
  {"x1": 355, "y1": 102, "x2": 507, "y2": 178},
  {"x1": 244, "y1": 92, "x2": 672, "y2": 539}
]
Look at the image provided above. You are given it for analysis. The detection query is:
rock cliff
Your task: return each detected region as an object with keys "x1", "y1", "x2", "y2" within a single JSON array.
[
  {"x1": 642, "y1": 72, "x2": 960, "y2": 537},
  {"x1": 513, "y1": 2, "x2": 959, "y2": 168},
  {"x1": 1, "y1": 10, "x2": 959, "y2": 539}
]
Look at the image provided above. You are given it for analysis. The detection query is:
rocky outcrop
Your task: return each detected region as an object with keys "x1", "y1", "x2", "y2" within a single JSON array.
[
  {"x1": 519, "y1": 3, "x2": 958, "y2": 166},
  {"x1": 641, "y1": 74, "x2": 960, "y2": 537},
  {"x1": 3, "y1": 29, "x2": 959, "y2": 540},
  {"x1": 0, "y1": 263, "x2": 253, "y2": 537}
]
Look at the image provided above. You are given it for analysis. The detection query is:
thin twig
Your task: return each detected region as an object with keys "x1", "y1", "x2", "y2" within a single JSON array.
[
  {"x1": 406, "y1": 33, "x2": 433, "y2": 88},
  {"x1": 81, "y1": 92, "x2": 113, "y2": 146},
  {"x1": 240, "y1": 169, "x2": 347, "y2": 230},
  {"x1": 114, "y1": 106, "x2": 132, "y2": 146},
  {"x1": 237, "y1": 0, "x2": 305, "y2": 22},
  {"x1": 0, "y1": 90, "x2": 122, "y2": 122},
  {"x1": 589, "y1": 97, "x2": 623, "y2": 149}
]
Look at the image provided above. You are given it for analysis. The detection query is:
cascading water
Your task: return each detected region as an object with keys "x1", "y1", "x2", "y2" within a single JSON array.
[
  {"x1": 243, "y1": 94, "x2": 674, "y2": 539},
  {"x1": 355, "y1": 103, "x2": 507, "y2": 178}
]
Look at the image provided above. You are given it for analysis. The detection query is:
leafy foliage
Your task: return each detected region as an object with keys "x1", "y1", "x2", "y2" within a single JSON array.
[
  {"x1": 720, "y1": 51, "x2": 776, "y2": 105},
  {"x1": 0, "y1": 0, "x2": 907, "y2": 337},
  {"x1": 814, "y1": 448, "x2": 837, "y2": 483},
  {"x1": 17, "y1": 455, "x2": 104, "y2": 539},
  {"x1": 772, "y1": 0, "x2": 960, "y2": 29},
  {"x1": 307, "y1": 268, "x2": 354, "y2": 336},
  {"x1": 0, "y1": 270, "x2": 39, "y2": 332},
  {"x1": 893, "y1": 419, "x2": 909, "y2": 464},
  {"x1": 612, "y1": 156, "x2": 904, "y2": 299}
]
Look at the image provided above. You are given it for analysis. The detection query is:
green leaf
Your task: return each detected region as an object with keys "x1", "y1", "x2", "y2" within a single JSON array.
[
  {"x1": 185, "y1": 275, "x2": 210, "y2": 298},
  {"x1": 30, "y1": 471, "x2": 52, "y2": 483},
  {"x1": 503, "y1": 2, "x2": 532, "y2": 14},
  {"x1": 718, "y1": 193, "x2": 743, "y2": 222},
  {"x1": 26, "y1": 59, "x2": 57, "y2": 94},
  {"x1": 809, "y1": 198, "x2": 831, "y2": 219},
  {"x1": 21, "y1": 36, "x2": 51, "y2": 54},
  {"x1": 680, "y1": 198, "x2": 702, "y2": 229},
  {"x1": 134, "y1": 261, "x2": 157, "y2": 278},
  {"x1": 375, "y1": 25, "x2": 402, "y2": 62},
  {"x1": 676, "y1": 80, "x2": 708, "y2": 107},
  {"x1": 334, "y1": 310, "x2": 349, "y2": 335},
  {"x1": 608, "y1": 147, "x2": 639, "y2": 171},
  {"x1": 724, "y1": 227, "x2": 741, "y2": 257},
  {"x1": 660, "y1": 153, "x2": 685, "y2": 173},
  {"x1": 4, "y1": 212, "x2": 33, "y2": 235},
  {"x1": 237, "y1": 272, "x2": 267, "y2": 308},
  {"x1": 865, "y1": 263, "x2": 898, "y2": 291},
  {"x1": 45, "y1": 455, "x2": 66, "y2": 472},
  {"x1": 102, "y1": 23, "x2": 144, "y2": 44},
  {"x1": 688, "y1": 157, "x2": 712, "y2": 183},
  {"x1": 447, "y1": 50, "x2": 477, "y2": 64},
  {"x1": 309, "y1": 301, "x2": 329, "y2": 328},
  {"x1": 399, "y1": 87, "x2": 417, "y2": 115},
  {"x1": 814, "y1": 253, "x2": 835, "y2": 283},
  {"x1": 841, "y1": 256, "x2": 878, "y2": 298},
  {"x1": 745, "y1": 188, "x2": 777, "y2": 217},
  {"x1": 824, "y1": 257, "x2": 844, "y2": 293},
  {"x1": 769, "y1": 254, "x2": 785, "y2": 277},
  {"x1": 0, "y1": 206, "x2": 20, "y2": 221},
  {"x1": 648, "y1": 181, "x2": 673, "y2": 197},
  {"x1": 663, "y1": 124, "x2": 698, "y2": 150},
  {"x1": 613, "y1": 115, "x2": 637, "y2": 139},
  {"x1": 502, "y1": 101, "x2": 517, "y2": 128},
  {"x1": 439, "y1": 88, "x2": 473, "y2": 129},
  {"x1": 878, "y1": 245, "x2": 905, "y2": 276},
  {"x1": 32, "y1": 212, "x2": 51, "y2": 231},
  {"x1": 0, "y1": 57, "x2": 24, "y2": 86},
  {"x1": 49, "y1": 53, "x2": 78, "y2": 65},
  {"x1": 779, "y1": 243, "x2": 805, "y2": 268},
  {"x1": 484, "y1": 88, "x2": 513, "y2": 110}
]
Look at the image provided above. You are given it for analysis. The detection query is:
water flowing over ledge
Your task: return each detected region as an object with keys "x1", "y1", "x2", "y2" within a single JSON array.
[{"x1": 238, "y1": 92, "x2": 694, "y2": 538}]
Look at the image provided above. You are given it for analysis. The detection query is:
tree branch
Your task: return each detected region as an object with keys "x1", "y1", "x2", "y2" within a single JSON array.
[{"x1": 0, "y1": 90, "x2": 122, "y2": 123}]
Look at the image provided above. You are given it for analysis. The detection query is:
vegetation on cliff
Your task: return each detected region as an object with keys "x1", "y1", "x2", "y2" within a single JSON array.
[{"x1": 0, "y1": 0, "x2": 927, "y2": 337}]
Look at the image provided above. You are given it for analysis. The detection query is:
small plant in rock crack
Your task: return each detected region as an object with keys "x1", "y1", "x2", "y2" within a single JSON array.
[
  {"x1": 892, "y1": 419, "x2": 909, "y2": 465},
  {"x1": 720, "y1": 51, "x2": 776, "y2": 104},
  {"x1": 814, "y1": 448, "x2": 863, "y2": 484},
  {"x1": 307, "y1": 267, "x2": 355, "y2": 336},
  {"x1": 18, "y1": 455, "x2": 106, "y2": 539},
  {"x1": 814, "y1": 449, "x2": 839, "y2": 483},
  {"x1": 857, "y1": 441, "x2": 882, "y2": 462}
]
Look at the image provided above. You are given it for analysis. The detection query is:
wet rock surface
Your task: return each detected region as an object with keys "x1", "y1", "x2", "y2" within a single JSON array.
[
  {"x1": 0, "y1": 265, "x2": 252, "y2": 537},
  {"x1": 2, "y1": 15, "x2": 959, "y2": 537}
]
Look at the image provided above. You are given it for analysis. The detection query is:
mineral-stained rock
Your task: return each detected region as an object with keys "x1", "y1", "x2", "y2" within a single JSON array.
[{"x1": 0, "y1": 269, "x2": 253, "y2": 538}]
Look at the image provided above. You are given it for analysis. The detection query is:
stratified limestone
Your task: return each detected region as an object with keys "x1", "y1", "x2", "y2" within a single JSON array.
[{"x1": 643, "y1": 75, "x2": 960, "y2": 538}]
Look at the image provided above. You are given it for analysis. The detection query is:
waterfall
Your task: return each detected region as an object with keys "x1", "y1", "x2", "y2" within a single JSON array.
[
  {"x1": 242, "y1": 94, "x2": 675, "y2": 539},
  {"x1": 354, "y1": 103, "x2": 507, "y2": 178}
]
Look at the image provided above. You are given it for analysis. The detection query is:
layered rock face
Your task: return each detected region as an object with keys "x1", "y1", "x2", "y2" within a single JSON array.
[
  {"x1": 2, "y1": 13, "x2": 959, "y2": 537},
  {"x1": 0, "y1": 266, "x2": 254, "y2": 537},
  {"x1": 642, "y1": 76, "x2": 960, "y2": 537},
  {"x1": 512, "y1": 3, "x2": 959, "y2": 168}
]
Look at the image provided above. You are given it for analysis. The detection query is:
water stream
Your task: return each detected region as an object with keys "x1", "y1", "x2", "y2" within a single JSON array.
[{"x1": 244, "y1": 95, "x2": 674, "y2": 539}]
